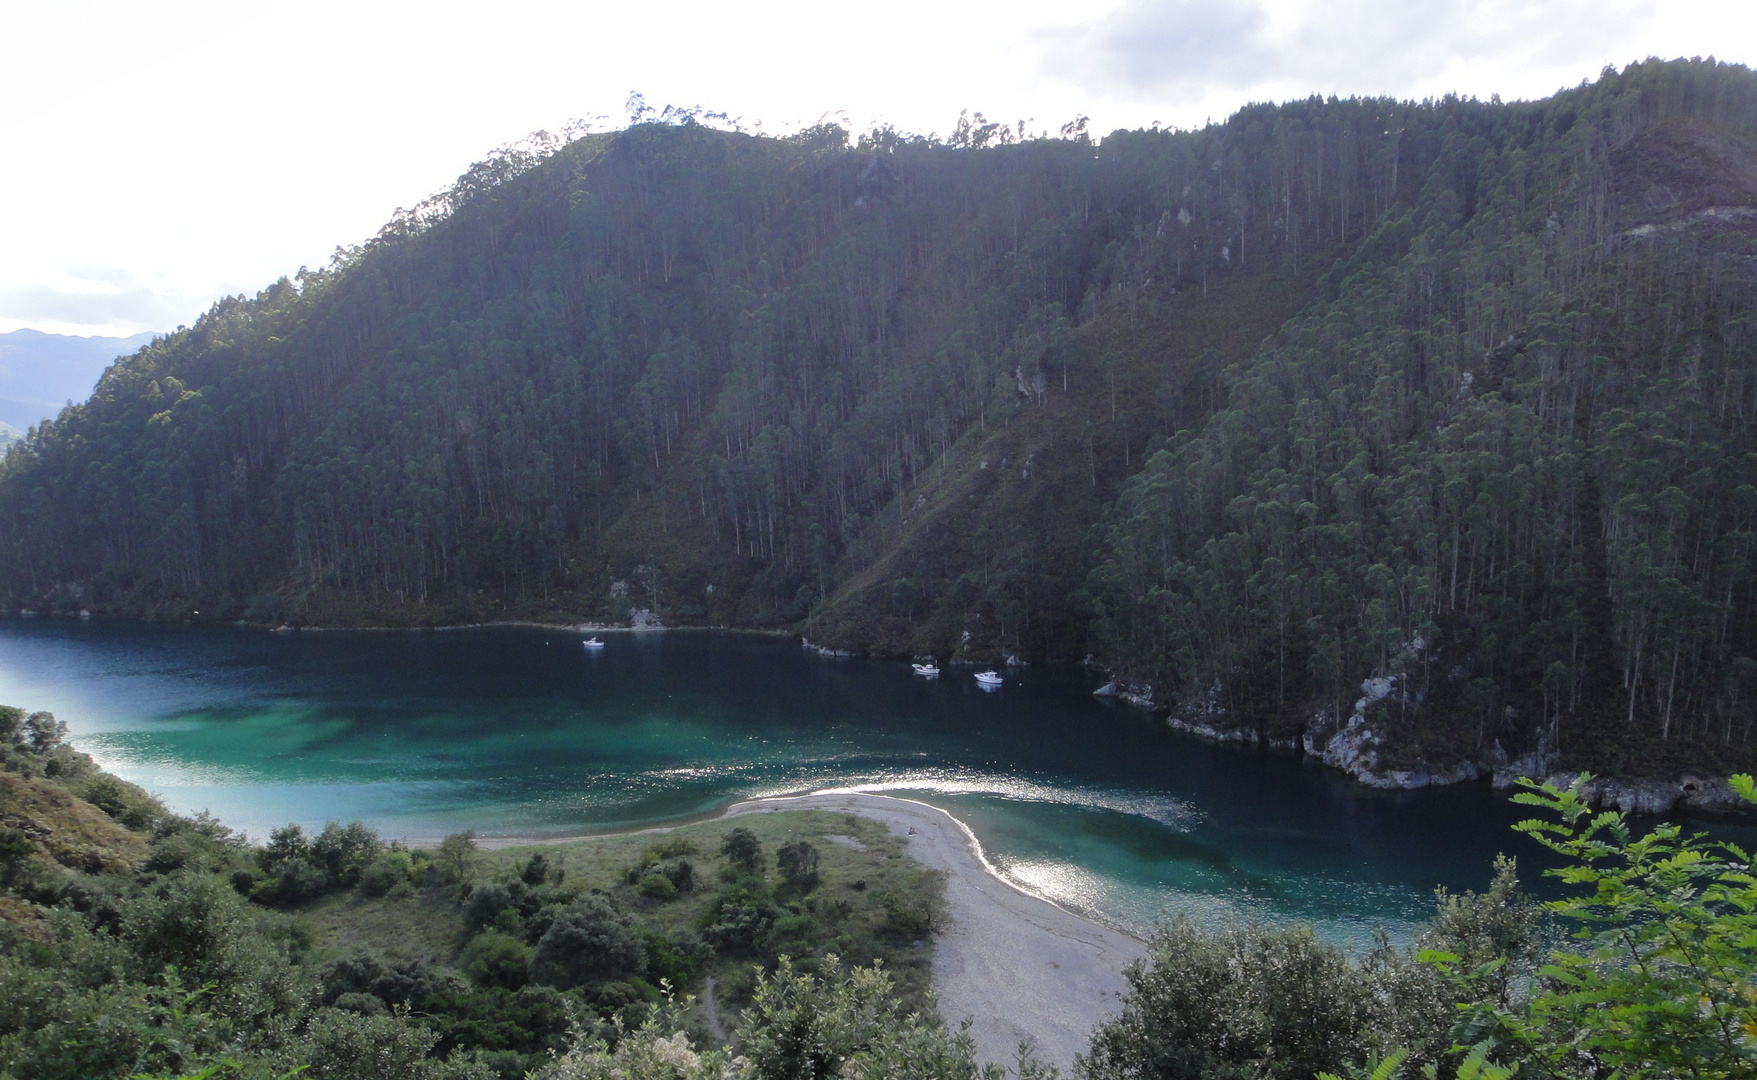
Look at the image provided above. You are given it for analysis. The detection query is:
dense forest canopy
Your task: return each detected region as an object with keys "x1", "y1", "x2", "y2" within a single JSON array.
[{"x1": 3, "y1": 58, "x2": 1756, "y2": 780}]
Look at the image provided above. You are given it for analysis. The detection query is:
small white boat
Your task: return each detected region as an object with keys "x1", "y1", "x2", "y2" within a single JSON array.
[
  {"x1": 912, "y1": 663, "x2": 939, "y2": 677},
  {"x1": 974, "y1": 670, "x2": 1003, "y2": 687},
  {"x1": 582, "y1": 637, "x2": 605, "y2": 649}
]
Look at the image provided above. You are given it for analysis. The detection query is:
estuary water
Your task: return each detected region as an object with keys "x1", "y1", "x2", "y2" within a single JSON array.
[{"x1": 0, "y1": 619, "x2": 1546, "y2": 945}]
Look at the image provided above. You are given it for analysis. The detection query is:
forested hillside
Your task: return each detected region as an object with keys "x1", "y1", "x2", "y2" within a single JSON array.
[
  {"x1": 3, "y1": 59, "x2": 1756, "y2": 782},
  {"x1": 1088, "y1": 62, "x2": 1757, "y2": 782}
]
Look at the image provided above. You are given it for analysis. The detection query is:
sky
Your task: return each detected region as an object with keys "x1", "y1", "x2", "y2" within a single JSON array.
[{"x1": 2, "y1": 0, "x2": 1752, "y2": 338}]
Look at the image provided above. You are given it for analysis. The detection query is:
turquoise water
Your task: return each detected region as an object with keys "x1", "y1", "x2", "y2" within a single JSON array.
[{"x1": 0, "y1": 620, "x2": 1548, "y2": 945}]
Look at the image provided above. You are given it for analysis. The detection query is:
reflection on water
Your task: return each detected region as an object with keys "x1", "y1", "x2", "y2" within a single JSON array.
[
  {"x1": 0, "y1": 619, "x2": 1552, "y2": 943},
  {"x1": 1003, "y1": 858, "x2": 1115, "y2": 915}
]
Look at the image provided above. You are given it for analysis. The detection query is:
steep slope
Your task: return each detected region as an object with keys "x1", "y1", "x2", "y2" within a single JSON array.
[
  {"x1": 1089, "y1": 67, "x2": 1757, "y2": 781},
  {"x1": 0, "y1": 104, "x2": 1410, "y2": 631},
  {"x1": 806, "y1": 241, "x2": 1345, "y2": 660},
  {"x1": 3, "y1": 59, "x2": 1756, "y2": 782}
]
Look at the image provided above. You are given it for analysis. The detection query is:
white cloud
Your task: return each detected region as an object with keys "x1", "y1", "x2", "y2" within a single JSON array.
[
  {"x1": 1041, "y1": 0, "x2": 1275, "y2": 96},
  {"x1": 1035, "y1": 0, "x2": 1743, "y2": 117},
  {"x1": 0, "y1": 0, "x2": 1752, "y2": 336},
  {"x1": 0, "y1": 266, "x2": 204, "y2": 338}
]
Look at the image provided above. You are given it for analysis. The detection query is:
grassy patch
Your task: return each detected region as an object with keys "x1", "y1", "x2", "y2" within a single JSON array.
[
  {"x1": 302, "y1": 882, "x2": 466, "y2": 963},
  {"x1": 286, "y1": 808, "x2": 947, "y2": 1057},
  {"x1": 474, "y1": 809, "x2": 945, "y2": 1010}
]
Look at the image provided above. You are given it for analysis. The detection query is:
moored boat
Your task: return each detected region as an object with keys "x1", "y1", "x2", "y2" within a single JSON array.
[
  {"x1": 973, "y1": 670, "x2": 1003, "y2": 687},
  {"x1": 911, "y1": 662, "x2": 939, "y2": 677},
  {"x1": 582, "y1": 637, "x2": 605, "y2": 649}
]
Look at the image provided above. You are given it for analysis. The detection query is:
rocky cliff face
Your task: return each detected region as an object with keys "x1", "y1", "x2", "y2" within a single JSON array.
[
  {"x1": 1489, "y1": 768, "x2": 1750, "y2": 816},
  {"x1": 1127, "y1": 666, "x2": 1751, "y2": 813}
]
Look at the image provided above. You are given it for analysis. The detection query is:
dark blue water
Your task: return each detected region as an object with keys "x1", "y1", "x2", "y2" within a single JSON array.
[{"x1": 0, "y1": 619, "x2": 1550, "y2": 944}]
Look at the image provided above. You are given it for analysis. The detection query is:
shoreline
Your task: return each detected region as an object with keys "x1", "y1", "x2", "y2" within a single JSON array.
[
  {"x1": 0, "y1": 611, "x2": 792, "y2": 638},
  {"x1": 11, "y1": 615, "x2": 1743, "y2": 804},
  {"x1": 292, "y1": 621, "x2": 794, "y2": 637},
  {"x1": 479, "y1": 790, "x2": 1146, "y2": 1070},
  {"x1": 473, "y1": 787, "x2": 1143, "y2": 938}
]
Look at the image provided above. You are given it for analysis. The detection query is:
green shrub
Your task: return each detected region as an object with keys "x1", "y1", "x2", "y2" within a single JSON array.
[
  {"x1": 1082, "y1": 917, "x2": 1373, "y2": 1080},
  {"x1": 520, "y1": 852, "x2": 551, "y2": 885},
  {"x1": 734, "y1": 956, "x2": 1013, "y2": 1080},
  {"x1": 252, "y1": 822, "x2": 335, "y2": 903},
  {"x1": 80, "y1": 774, "x2": 129, "y2": 817},
  {"x1": 638, "y1": 928, "x2": 703, "y2": 987},
  {"x1": 465, "y1": 882, "x2": 516, "y2": 933},
  {"x1": 700, "y1": 878, "x2": 781, "y2": 956},
  {"x1": 469, "y1": 1048, "x2": 531, "y2": 1080},
  {"x1": 276, "y1": 1007, "x2": 493, "y2": 1080},
  {"x1": 318, "y1": 953, "x2": 466, "y2": 1011},
  {"x1": 80, "y1": 774, "x2": 160, "y2": 829},
  {"x1": 659, "y1": 858, "x2": 694, "y2": 891},
  {"x1": 437, "y1": 831, "x2": 479, "y2": 884},
  {"x1": 359, "y1": 850, "x2": 414, "y2": 896},
  {"x1": 492, "y1": 907, "x2": 524, "y2": 937},
  {"x1": 626, "y1": 854, "x2": 695, "y2": 892},
  {"x1": 0, "y1": 827, "x2": 34, "y2": 876},
  {"x1": 638, "y1": 872, "x2": 678, "y2": 901},
  {"x1": 720, "y1": 828, "x2": 763, "y2": 875},
  {"x1": 1446, "y1": 774, "x2": 1757, "y2": 1079},
  {"x1": 418, "y1": 983, "x2": 580, "y2": 1068},
  {"x1": 876, "y1": 886, "x2": 941, "y2": 942},
  {"x1": 529, "y1": 895, "x2": 647, "y2": 989},
  {"x1": 312, "y1": 820, "x2": 383, "y2": 886},
  {"x1": 533, "y1": 1020, "x2": 743, "y2": 1080},
  {"x1": 259, "y1": 822, "x2": 310, "y2": 864},
  {"x1": 769, "y1": 913, "x2": 813, "y2": 951},
  {"x1": 144, "y1": 830, "x2": 213, "y2": 874},
  {"x1": 120, "y1": 871, "x2": 307, "y2": 1024},
  {"x1": 703, "y1": 902, "x2": 775, "y2": 956},
  {"x1": 24, "y1": 711, "x2": 64, "y2": 752},
  {"x1": 257, "y1": 855, "x2": 330, "y2": 905},
  {"x1": 462, "y1": 931, "x2": 532, "y2": 990},
  {"x1": 776, "y1": 841, "x2": 820, "y2": 894},
  {"x1": 334, "y1": 990, "x2": 390, "y2": 1015}
]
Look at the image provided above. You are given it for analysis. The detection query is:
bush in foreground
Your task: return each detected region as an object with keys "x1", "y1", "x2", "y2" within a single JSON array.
[
  {"x1": 1082, "y1": 918, "x2": 1372, "y2": 1080},
  {"x1": 535, "y1": 957, "x2": 1056, "y2": 1080},
  {"x1": 530, "y1": 894, "x2": 649, "y2": 988},
  {"x1": 1081, "y1": 773, "x2": 1757, "y2": 1080}
]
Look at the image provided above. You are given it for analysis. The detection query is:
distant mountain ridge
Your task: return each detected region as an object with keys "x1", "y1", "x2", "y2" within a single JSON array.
[
  {"x1": 0, "y1": 328, "x2": 157, "y2": 431},
  {"x1": 2, "y1": 59, "x2": 1756, "y2": 787}
]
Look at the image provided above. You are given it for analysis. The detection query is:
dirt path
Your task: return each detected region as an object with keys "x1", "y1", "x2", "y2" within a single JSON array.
[{"x1": 699, "y1": 975, "x2": 728, "y2": 1043}]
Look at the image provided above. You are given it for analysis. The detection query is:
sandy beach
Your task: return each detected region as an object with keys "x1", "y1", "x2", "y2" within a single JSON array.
[{"x1": 721, "y1": 791, "x2": 1148, "y2": 1071}]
